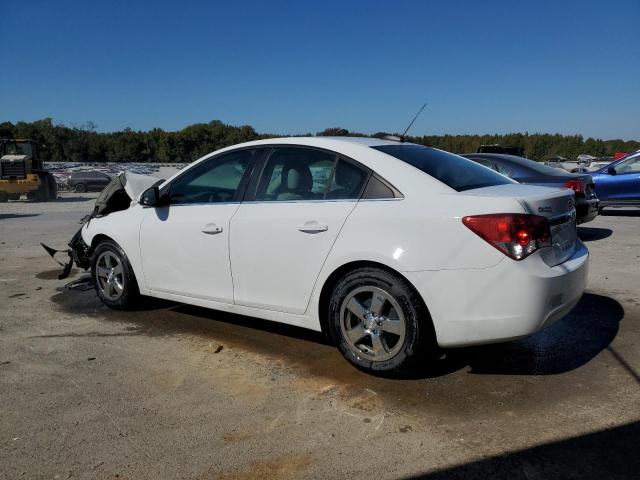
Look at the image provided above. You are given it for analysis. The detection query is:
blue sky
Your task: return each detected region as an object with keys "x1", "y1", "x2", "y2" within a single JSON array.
[{"x1": 1, "y1": 0, "x2": 638, "y2": 139}]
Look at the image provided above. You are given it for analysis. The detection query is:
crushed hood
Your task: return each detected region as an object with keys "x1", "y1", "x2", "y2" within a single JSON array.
[
  {"x1": 93, "y1": 171, "x2": 159, "y2": 217},
  {"x1": 123, "y1": 172, "x2": 159, "y2": 200}
]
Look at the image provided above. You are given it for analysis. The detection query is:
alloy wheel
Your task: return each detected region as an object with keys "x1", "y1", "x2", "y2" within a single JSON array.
[
  {"x1": 95, "y1": 251, "x2": 125, "y2": 300},
  {"x1": 340, "y1": 286, "x2": 406, "y2": 362}
]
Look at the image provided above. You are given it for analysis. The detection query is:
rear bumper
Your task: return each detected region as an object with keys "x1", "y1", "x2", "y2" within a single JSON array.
[
  {"x1": 576, "y1": 197, "x2": 599, "y2": 224},
  {"x1": 405, "y1": 241, "x2": 589, "y2": 347}
]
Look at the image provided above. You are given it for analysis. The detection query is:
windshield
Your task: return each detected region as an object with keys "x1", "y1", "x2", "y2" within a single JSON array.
[
  {"x1": 372, "y1": 144, "x2": 514, "y2": 192},
  {"x1": 3, "y1": 141, "x2": 34, "y2": 156}
]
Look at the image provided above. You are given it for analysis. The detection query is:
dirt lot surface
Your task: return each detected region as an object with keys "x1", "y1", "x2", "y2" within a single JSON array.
[{"x1": 1, "y1": 193, "x2": 639, "y2": 479}]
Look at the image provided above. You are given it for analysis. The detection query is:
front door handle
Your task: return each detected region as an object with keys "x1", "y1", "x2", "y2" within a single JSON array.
[
  {"x1": 298, "y1": 221, "x2": 328, "y2": 234},
  {"x1": 202, "y1": 223, "x2": 223, "y2": 235}
]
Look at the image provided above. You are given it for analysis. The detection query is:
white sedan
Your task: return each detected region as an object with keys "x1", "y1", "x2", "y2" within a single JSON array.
[{"x1": 77, "y1": 137, "x2": 588, "y2": 374}]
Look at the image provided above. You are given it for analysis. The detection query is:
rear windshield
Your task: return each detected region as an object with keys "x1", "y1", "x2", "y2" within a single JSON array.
[
  {"x1": 497, "y1": 155, "x2": 572, "y2": 176},
  {"x1": 372, "y1": 144, "x2": 514, "y2": 192}
]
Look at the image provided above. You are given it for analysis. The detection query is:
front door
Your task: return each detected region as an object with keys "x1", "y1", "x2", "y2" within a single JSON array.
[
  {"x1": 139, "y1": 148, "x2": 259, "y2": 302},
  {"x1": 597, "y1": 153, "x2": 640, "y2": 203},
  {"x1": 230, "y1": 147, "x2": 369, "y2": 314}
]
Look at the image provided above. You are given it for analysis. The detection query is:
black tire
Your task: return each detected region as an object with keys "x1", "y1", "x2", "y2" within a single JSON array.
[
  {"x1": 327, "y1": 267, "x2": 435, "y2": 375},
  {"x1": 34, "y1": 175, "x2": 50, "y2": 202},
  {"x1": 0, "y1": 192, "x2": 8, "y2": 203},
  {"x1": 46, "y1": 174, "x2": 58, "y2": 200},
  {"x1": 91, "y1": 239, "x2": 140, "y2": 310},
  {"x1": 8, "y1": 193, "x2": 20, "y2": 200},
  {"x1": 75, "y1": 183, "x2": 87, "y2": 193}
]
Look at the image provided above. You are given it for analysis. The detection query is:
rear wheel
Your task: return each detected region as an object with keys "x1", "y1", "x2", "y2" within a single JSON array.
[
  {"x1": 91, "y1": 240, "x2": 140, "y2": 310},
  {"x1": 47, "y1": 174, "x2": 58, "y2": 200},
  {"x1": 328, "y1": 267, "x2": 434, "y2": 374},
  {"x1": 34, "y1": 175, "x2": 50, "y2": 202}
]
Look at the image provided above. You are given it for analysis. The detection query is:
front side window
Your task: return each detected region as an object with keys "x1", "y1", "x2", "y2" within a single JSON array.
[
  {"x1": 615, "y1": 153, "x2": 640, "y2": 173},
  {"x1": 168, "y1": 149, "x2": 257, "y2": 204},
  {"x1": 373, "y1": 144, "x2": 514, "y2": 192}
]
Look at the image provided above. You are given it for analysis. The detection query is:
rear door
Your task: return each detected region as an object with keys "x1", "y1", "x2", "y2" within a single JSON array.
[{"x1": 229, "y1": 146, "x2": 369, "y2": 314}]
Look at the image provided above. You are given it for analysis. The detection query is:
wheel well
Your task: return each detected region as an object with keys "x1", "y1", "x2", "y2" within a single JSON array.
[
  {"x1": 89, "y1": 234, "x2": 141, "y2": 290},
  {"x1": 317, "y1": 260, "x2": 432, "y2": 339},
  {"x1": 91, "y1": 234, "x2": 113, "y2": 251}
]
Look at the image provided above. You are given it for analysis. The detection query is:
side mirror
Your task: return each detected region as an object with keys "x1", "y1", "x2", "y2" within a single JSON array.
[
  {"x1": 139, "y1": 186, "x2": 168, "y2": 207},
  {"x1": 607, "y1": 166, "x2": 617, "y2": 175}
]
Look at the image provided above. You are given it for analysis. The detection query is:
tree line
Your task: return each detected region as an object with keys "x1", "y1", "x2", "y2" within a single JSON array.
[{"x1": 1, "y1": 118, "x2": 637, "y2": 163}]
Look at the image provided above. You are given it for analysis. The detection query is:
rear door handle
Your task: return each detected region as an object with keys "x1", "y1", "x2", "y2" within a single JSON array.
[
  {"x1": 201, "y1": 223, "x2": 223, "y2": 235},
  {"x1": 298, "y1": 221, "x2": 328, "y2": 234}
]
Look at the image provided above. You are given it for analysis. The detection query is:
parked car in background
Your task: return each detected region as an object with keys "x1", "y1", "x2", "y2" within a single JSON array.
[
  {"x1": 462, "y1": 153, "x2": 599, "y2": 224},
  {"x1": 67, "y1": 171, "x2": 112, "y2": 192},
  {"x1": 587, "y1": 156, "x2": 614, "y2": 171},
  {"x1": 544, "y1": 155, "x2": 590, "y2": 173},
  {"x1": 60, "y1": 137, "x2": 588, "y2": 374},
  {"x1": 591, "y1": 150, "x2": 640, "y2": 210},
  {"x1": 545, "y1": 155, "x2": 613, "y2": 173}
]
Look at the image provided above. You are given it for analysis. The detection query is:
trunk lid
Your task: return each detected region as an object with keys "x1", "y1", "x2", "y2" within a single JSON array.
[{"x1": 463, "y1": 184, "x2": 578, "y2": 266}]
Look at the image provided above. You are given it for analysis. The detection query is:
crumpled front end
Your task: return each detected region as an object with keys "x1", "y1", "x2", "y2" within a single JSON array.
[
  {"x1": 41, "y1": 226, "x2": 91, "y2": 279},
  {"x1": 41, "y1": 171, "x2": 160, "y2": 279}
]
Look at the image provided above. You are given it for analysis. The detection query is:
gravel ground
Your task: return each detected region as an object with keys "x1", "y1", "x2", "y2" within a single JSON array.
[{"x1": 1, "y1": 195, "x2": 638, "y2": 479}]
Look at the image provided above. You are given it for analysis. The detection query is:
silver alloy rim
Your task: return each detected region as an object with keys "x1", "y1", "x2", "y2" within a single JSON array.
[
  {"x1": 339, "y1": 286, "x2": 406, "y2": 362},
  {"x1": 95, "y1": 251, "x2": 124, "y2": 300}
]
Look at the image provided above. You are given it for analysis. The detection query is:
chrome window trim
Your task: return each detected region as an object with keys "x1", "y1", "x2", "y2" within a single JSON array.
[
  {"x1": 240, "y1": 198, "x2": 360, "y2": 205},
  {"x1": 358, "y1": 197, "x2": 404, "y2": 202},
  {"x1": 157, "y1": 197, "x2": 404, "y2": 208},
  {"x1": 165, "y1": 201, "x2": 242, "y2": 207}
]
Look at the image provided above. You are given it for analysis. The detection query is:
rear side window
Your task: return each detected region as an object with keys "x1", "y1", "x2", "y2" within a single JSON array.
[
  {"x1": 372, "y1": 145, "x2": 514, "y2": 192},
  {"x1": 326, "y1": 160, "x2": 368, "y2": 199},
  {"x1": 255, "y1": 148, "x2": 369, "y2": 201},
  {"x1": 257, "y1": 148, "x2": 337, "y2": 201}
]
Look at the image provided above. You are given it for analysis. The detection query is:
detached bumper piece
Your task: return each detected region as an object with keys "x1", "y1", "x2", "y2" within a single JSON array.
[{"x1": 41, "y1": 227, "x2": 92, "y2": 279}]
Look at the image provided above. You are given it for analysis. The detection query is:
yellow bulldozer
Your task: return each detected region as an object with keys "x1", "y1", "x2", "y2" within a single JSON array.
[{"x1": 0, "y1": 139, "x2": 57, "y2": 202}]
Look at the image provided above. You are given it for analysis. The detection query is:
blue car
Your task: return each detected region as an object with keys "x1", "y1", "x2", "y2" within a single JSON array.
[
  {"x1": 591, "y1": 150, "x2": 640, "y2": 210},
  {"x1": 461, "y1": 153, "x2": 599, "y2": 223}
]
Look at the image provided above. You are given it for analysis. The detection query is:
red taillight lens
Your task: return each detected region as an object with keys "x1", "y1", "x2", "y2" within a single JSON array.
[
  {"x1": 462, "y1": 214, "x2": 551, "y2": 260},
  {"x1": 564, "y1": 179, "x2": 585, "y2": 194}
]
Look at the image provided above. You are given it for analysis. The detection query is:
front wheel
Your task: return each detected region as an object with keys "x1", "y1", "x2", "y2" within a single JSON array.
[
  {"x1": 91, "y1": 240, "x2": 140, "y2": 310},
  {"x1": 75, "y1": 183, "x2": 87, "y2": 193},
  {"x1": 328, "y1": 267, "x2": 434, "y2": 375}
]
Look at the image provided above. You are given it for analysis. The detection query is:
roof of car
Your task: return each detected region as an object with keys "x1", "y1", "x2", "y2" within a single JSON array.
[{"x1": 242, "y1": 136, "x2": 412, "y2": 148}]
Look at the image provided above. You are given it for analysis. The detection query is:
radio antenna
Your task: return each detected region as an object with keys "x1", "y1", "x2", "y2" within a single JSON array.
[{"x1": 400, "y1": 101, "x2": 428, "y2": 141}]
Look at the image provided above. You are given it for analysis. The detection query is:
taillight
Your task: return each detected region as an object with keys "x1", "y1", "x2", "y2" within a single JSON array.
[
  {"x1": 462, "y1": 214, "x2": 551, "y2": 260},
  {"x1": 564, "y1": 179, "x2": 585, "y2": 194}
]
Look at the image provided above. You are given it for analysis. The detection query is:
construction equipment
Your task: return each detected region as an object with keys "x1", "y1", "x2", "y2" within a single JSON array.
[{"x1": 0, "y1": 139, "x2": 57, "y2": 202}]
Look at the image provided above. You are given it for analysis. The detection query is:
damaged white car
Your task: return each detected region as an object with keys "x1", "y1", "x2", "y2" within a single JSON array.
[{"x1": 45, "y1": 137, "x2": 588, "y2": 374}]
